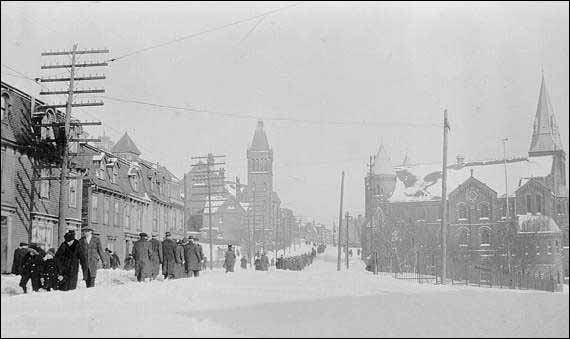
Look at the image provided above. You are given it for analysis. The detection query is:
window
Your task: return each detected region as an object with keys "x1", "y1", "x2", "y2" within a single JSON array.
[
  {"x1": 91, "y1": 194, "x2": 99, "y2": 222},
  {"x1": 1, "y1": 148, "x2": 6, "y2": 193},
  {"x1": 111, "y1": 165, "x2": 118, "y2": 184},
  {"x1": 479, "y1": 203, "x2": 489, "y2": 219},
  {"x1": 165, "y1": 208, "x2": 170, "y2": 231},
  {"x1": 536, "y1": 244, "x2": 540, "y2": 256},
  {"x1": 104, "y1": 197, "x2": 110, "y2": 225},
  {"x1": 1, "y1": 94, "x2": 7, "y2": 121},
  {"x1": 526, "y1": 195, "x2": 532, "y2": 213},
  {"x1": 459, "y1": 228, "x2": 469, "y2": 247},
  {"x1": 416, "y1": 208, "x2": 426, "y2": 221},
  {"x1": 153, "y1": 205, "x2": 158, "y2": 232},
  {"x1": 31, "y1": 219, "x2": 54, "y2": 250},
  {"x1": 137, "y1": 205, "x2": 143, "y2": 231},
  {"x1": 536, "y1": 194, "x2": 543, "y2": 214},
  {"x1": 547, "y1": 242, "x2": 552, "y2": 255},
  {"x1": 125, "y1": 202, "x2": 131, "y2": 229},
  {"x1": 458, "y1": 204, "x2": 467, "y2": 220},
  {"x1": 480, "y1": 228, "x2": 490, "y2": 246},
  {"x1": 114, "y1": 199, "x2": 120, "y2": 227},
  {"x1": 40, "y1": 169, "x2": 50, "y2": 199},
  {"x1": 130, "y1": 174, "x2": 138, "y2": 191},
  {"x1": 69, "y1": 178, "x2": 77, "y2": 207}
]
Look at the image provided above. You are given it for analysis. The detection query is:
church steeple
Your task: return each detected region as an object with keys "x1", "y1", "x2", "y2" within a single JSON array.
[
  {"x1": 250, "y1": 120, "x2": 270, "y2": 151},
  {"x1": 529, "y1": 73, "x2": 564, "y2": 157}
]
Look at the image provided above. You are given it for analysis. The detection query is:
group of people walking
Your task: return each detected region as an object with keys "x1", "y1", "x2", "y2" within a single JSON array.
[
  {"x1": 131, "y1": 232, "x2": 206, "y2": 282},
  {"x1": 276, "y1": 246, "x2": 320, "y2": 271},
  {"x1": 12, "y1": 227, "x2": 107, "y2": 293}
]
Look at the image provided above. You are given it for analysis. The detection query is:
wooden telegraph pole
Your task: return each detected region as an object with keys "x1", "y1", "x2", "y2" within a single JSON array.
[
  {"x1": 345, "y1": 211, "x2": 349, "y2": 270},
  {"x1": 337, "y1": 171, "x2": 345, "y2": 271},
  {"x1": 440, "y1": 109, "x2": 450, "y2": 284},
  {"x1": 191, "y1": 153, "x2": 226, "y2": 270},
  {"x1": 39, "y1": 45, "x2": 107, "y2": 245}
]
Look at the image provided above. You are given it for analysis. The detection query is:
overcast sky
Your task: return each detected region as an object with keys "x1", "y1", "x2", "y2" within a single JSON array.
[{"x1": 2, "y1": 1, "x2": 569, "y2": 226}]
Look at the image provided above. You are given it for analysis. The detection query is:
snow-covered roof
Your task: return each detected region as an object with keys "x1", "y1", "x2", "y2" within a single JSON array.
[
  {"x1": 517, "y1": 214, "x2": 561, "y2": 233},
  {"x1": 389, "y1": 155, "x2": 553, "y2": 203}
]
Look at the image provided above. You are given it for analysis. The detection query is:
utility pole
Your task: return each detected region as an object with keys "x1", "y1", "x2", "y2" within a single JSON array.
[
  {"x1": 440, "y1": 109, "x2": 450, "y2": 284},
  {"x1": 337, "y1": 171, "x2": 345, "y2": 271},
  {"x1": 345, "y1": 211, "x2": 349, "y2": 270},
  {"x1": 190, "y1": 153, "x2": 226, "y2": 270},
  {"x1": 502, "y1": 138, "x2": 511, "y2": 273},
  {"x1": 39, "y1": 45, "x2": 107, "y2": 245}
]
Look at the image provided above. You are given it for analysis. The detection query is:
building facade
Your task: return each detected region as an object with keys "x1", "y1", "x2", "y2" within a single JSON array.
[
  {"x1": 1, "y1": 81, "x2": 83, "y2": 273},
  {"x1": 362, "y1": 75, "x2": 568, "y2": 286}
]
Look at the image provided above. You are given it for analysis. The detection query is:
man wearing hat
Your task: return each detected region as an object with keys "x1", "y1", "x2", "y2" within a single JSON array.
[
  {"x1": 149, "y1": 233, "x2": 163, "y2": 280},
  {"x1": 161, "y1": 232, "x2": 177, "y2": 280},
  {"x1": 184, "y1": 236, "x2": 203, "y2": 277},
  {"x1": 55, "y1": 230, "x2": 81, "y2": 291},
  {"x1": 223, "y1": 244, "x2": 236, "y2": 273},
  {"x1": 78, "y1": 227, "x2": 106, "y2": 288},
  {"x1": 11, "y1": 242, "x2": 29, "y2": 276},
  {"x1": 132, "y1": 232, "x2": 153, "y2": 282},
  {"x1": 174, "y1": 238, "x2": 186, "y2": 278}
]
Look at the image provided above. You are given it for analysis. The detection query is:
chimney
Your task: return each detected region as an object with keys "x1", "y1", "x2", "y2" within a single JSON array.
[{"x1": 456, "y1": 154, "x2": 465, "y2": 166}]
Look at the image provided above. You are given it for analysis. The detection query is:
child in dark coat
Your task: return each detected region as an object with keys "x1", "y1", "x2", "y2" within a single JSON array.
[
  {"x1": 40, "y1": 248, "x2": 60, "y2": 291},
  {"x1": 19, "y1": 248, "x2": 42, "y2": 293}
]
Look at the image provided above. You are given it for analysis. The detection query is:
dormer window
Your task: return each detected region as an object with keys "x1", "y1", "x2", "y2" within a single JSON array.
[
  {"x1": 1, "y1": 93, "x2": 7, "y2": 121},
  {"x1": 111, "y1": 164, "x2": 118, "y2": 184},
  {"x1": 536, "y1": 194, "x2": 543, "y2": 214}
]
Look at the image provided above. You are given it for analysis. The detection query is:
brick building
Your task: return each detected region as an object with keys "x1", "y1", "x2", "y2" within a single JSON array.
[
  {"x1": 1, "y1": 81, "x2": 83, "y2": 273},
  {"x1": 78, "y1": 133, "x2": 184, "y2": 264},
  {"x1": 362, "y1": 75, "x2": 568, "y2": 286}
]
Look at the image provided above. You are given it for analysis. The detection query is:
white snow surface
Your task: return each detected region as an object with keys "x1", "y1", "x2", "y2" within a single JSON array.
[{"x1": 2, "y1": 246, "x2": 568, "y2": 338}]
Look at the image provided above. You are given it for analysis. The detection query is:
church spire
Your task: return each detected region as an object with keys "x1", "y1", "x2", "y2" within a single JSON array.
[
  {"x1": 373, "y1": 144, "x2": 394, "y2": 175},
  {"x1": 250, "y1": 120, "x2": 270, "y2": 151},
  {"x1": 529, "y1": 73, "x2": 564, "y2": 156}
]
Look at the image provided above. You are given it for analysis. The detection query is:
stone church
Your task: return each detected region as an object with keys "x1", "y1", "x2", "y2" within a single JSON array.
[{"x1": 363, "y1": 75, "x2": 568, "y2": 285}]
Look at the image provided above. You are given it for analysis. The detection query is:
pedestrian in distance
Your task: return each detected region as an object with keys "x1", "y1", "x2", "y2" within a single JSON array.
[
  {"x1": 55, "y1": 230, "x2": 81, "y2": 291},
  {"x1": 240, "y1": 256, "x2": 248, "y2": 270},
  {"x1": 194, "y1": 237, "x2": 205, "y2": 271},
  {"x1": 149, "y1": 233, "x2": 163, "y2": 280},
  {"x1": 223, "y1": 245, "x2": 236, "y2": 273},
  {"x1": 184, "y1": 236, "x2": 203, "y2": 277},
  {"x1": 78, "y1": 227, "x2": 106, "y2": 288},
  {"x1": 174, "y1": 239, "x2": 185, "y2": 278},
  {"x1": 124, "y1": 254, "x2": 135, "y2": 271},
  {"x1": 254, "y1": 256, "x2": 262, "y2": 271},
  {"x1": 161, "y1": 232, "x2": 178, "y2": 280},
  {"x1": 132, "y1": 232, "x2": 153, "y2": 282},
  {"x1": 11, "y1": 242, "x2": 29, "y2": 276},
  {"x1": 260, "y1": 252, "x2": 269, "y2": 271},
  {"x1": 110, "y1": 250, "x2": 121, "y2": 269}
]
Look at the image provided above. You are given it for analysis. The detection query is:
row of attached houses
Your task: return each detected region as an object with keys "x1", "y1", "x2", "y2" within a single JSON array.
[{"x1": 1, "y1": 81, "x2": 184, "y2": 272}]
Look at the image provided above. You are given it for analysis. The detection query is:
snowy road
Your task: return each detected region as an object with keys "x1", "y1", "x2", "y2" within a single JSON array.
[{"x1": 2, "y1": 247, "x2": 568, "y2": 338}]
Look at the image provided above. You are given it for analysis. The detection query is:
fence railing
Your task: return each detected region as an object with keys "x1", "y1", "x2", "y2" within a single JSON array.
[{"x1": 367, "y1": 252, "x2": 559, "y2": 292}]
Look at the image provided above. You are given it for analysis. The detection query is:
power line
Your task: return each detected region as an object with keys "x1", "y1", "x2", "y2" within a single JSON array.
[
  {"x1": 107, "y1": 1, "x2": 304, "y2": 62},
  {"x1": 103, "y1": 95, "x2": 442, "y2": 128}
]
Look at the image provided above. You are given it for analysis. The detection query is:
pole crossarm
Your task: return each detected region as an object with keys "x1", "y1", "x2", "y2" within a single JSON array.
[
  {"x1": 41, "y1": 49, "x2": 109, "y2": 56},
  {"x1": 40, "y1": 89, "x2": 105, "y2": 95},
  {"x1": 40, "y1": 75, "x2": 106, "y2": 82},
  {"x1": 41, "y1": 102, "x2": 104, "y2": 108},
  {"x1": 41, "y1": 62, "x2": 108, "y2": 69}
]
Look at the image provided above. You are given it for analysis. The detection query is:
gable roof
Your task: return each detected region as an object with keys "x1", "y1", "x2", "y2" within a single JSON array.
[{"x1": 111, "y1": 132, "x2": 141, "y2": 155}]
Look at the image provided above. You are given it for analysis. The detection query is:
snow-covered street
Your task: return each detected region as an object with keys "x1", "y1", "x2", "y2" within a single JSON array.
[{"x1": 1, "y1": 247, "x2": 568, "y2": 338}]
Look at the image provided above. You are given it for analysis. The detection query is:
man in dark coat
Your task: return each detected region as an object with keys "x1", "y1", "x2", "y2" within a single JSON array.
[
  {"x1": 109, "y1": 250, "x2": 121, "y2": 269},
  {"x1": 55, "y1": 231, "x2": 81, "y2": 291},
  {"x1": 223, "y1": 245, "x2": 236, "y2": 273},
  {"x1": 78, "y1": 227, "x2": 106, "y2": 288},
  {"x1": 40, "y1": 248, "x2": 59, "y2": 291},
  {"x1": 161, "y1": 232, "x2": 178, "y2": 279},
  {"x1": 132, "y1": 232, "x2": 153, "y2": 282},
  {"x1": 184, "y1": 236, "x2": 203, "y2": 277},
  {"x1": 149, "y1": 234, "x2": 163, "y2": 280},
  {"x1": 240, "y1": 256, "x2": 248, "y2": 270},
  {"x1": 124, "y1": 254, "x2": 135, "y2": 270},
  {"x1": 260, "y1": 252, "x2": 269, "y2": 271},
  {"x1": 11, "y1": 242, "x2": 29, "y2": 275},
  {"x1": 194, "y1": 237, "x2": 205, "y2": 271},
  {"x1": 19, "y1": 247, "x2": 42, "y2": 293}
]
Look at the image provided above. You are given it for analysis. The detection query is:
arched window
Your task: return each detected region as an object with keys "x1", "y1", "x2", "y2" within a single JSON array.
[
  {"x1": 458, "y1": 228, "x2": 469, "y2": 247},
  {"x1": 457, "y1": 204, "x2": 467, "y2": 220},
  {"x1": 480, "y1": 228, "x2": 490, "y2": 246},
  {"x1": 479, "y1": 203, "x2": 490, "y2": 219}
]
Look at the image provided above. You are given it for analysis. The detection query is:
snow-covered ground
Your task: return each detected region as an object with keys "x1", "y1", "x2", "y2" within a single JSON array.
[{"x1": 2, "y1": 246, "x2": 568, "y2": 338}]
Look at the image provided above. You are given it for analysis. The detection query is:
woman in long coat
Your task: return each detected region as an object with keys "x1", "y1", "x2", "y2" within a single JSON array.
[
  {"x1": 223, "y1": 245, "x2": 236, "y2": 273},
  {"x1": 55, "y1": 231, "x2": 81, "y2": 291},
  {"x1": 174, "y1": 240, "x2": 185, "y2": 278}
]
